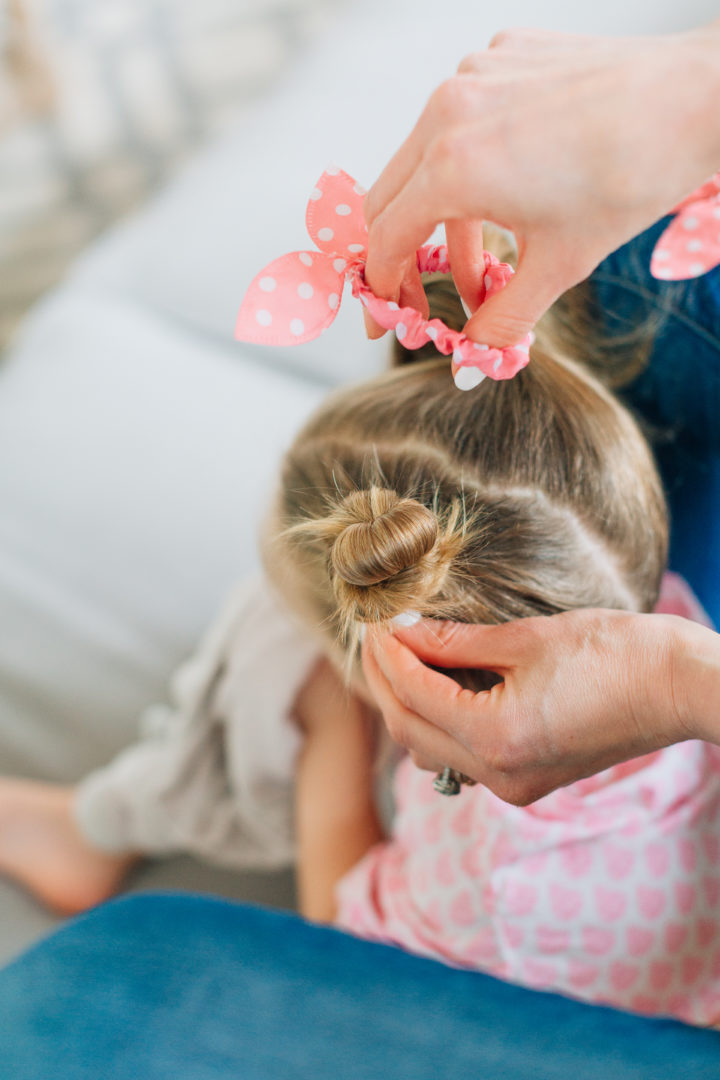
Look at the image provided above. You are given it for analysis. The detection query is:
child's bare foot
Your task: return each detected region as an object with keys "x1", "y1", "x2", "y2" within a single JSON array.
[{"x1": 0, "y1": 778, "x2": 138, "y2": 915}]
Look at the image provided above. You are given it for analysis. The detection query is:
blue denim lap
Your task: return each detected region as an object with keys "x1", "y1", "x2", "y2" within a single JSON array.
[{"x1": 588, "y1": 218, "x2": 720, "y2": 624}]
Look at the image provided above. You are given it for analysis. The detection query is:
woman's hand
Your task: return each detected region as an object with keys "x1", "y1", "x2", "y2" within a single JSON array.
[
  {"x1": 363, "y1": 22, "x2": 720, "y2": 347},
  {"x1": 362, "y1": 609, "x2": 715, "y2": 806}
]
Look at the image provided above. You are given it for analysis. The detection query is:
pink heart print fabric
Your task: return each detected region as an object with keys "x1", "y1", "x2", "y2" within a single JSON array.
[
  {"x1": 334, "y1": 575, "x2": 720, "y2": 1027},
  {"x1": 651, "y1": 171, "x2": 720, "y2": 280},
  {"x1": 235, "y1": 167, "x2": 532, "y2": 390}
]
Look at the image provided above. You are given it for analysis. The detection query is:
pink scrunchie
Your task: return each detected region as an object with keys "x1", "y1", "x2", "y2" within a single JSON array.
[
  {"x1": 650, "y1": 172, "x2": 720, "y2": 280},
  {"x1": 235, "y1": 167, "x2": 531, "y2": 390}
]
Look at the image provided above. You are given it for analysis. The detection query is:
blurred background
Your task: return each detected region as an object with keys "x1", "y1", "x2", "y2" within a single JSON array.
[{"x1": 0, "y1": 0, "x2": 338, "y2": 346}]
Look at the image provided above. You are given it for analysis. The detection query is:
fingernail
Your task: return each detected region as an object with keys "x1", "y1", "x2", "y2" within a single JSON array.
[
  {"x1": 453, "y1": 366, "x2": 486, "y2": 391},
  {"x1": 392, "y1": 610, "x2": 421, "y2": 628}
]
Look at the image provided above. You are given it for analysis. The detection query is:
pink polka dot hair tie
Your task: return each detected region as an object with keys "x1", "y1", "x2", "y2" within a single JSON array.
[
  {"x1": 650, "y1": 171, "x2": 720, "y2": 280},
  {"x1": 235, "y1": 167, "x2": 532, "y2": 391}
]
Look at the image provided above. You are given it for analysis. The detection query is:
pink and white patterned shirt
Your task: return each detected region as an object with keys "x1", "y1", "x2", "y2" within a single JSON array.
[{"x1": 335, "y1": 573, "x2": 720, "y2": 1026}]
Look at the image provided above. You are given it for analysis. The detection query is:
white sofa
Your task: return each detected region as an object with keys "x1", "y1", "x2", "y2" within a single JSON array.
[{"x1": 0, "y1": 0, "x2": 715, "y2": 964}]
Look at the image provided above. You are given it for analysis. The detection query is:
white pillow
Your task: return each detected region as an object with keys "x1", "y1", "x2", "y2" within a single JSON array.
[{"x1": 0, "y1": 289, "x2": 325, "y2": 779}]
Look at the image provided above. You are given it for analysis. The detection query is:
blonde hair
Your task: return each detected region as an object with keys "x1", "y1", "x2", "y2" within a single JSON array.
[{"x1": 262, "y1": 235, "x2": 668, "y2": 673}]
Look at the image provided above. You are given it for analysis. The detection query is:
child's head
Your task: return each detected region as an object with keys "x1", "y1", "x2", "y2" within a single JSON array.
[{"x1": 262, "y1": 278, "x2": 667, "y2": 676}]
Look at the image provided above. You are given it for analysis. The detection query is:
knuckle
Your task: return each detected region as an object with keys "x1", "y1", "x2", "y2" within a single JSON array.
[
  {"x1": 429, "y1": 619, "x2": 467, "y2": 651},
  {"x1": 490, "y1": 777, "x2": 522, "y2": 806},
  {"x1": 366, "y1": 218, "x2": 407, "y2": 285},
  {"x1": 385, "y1": 711, "x2": 412, "y2": 750},
  {"x1": 428, "y1": 78, "x2": 457, "y2": 120},
  {"x1": 484, "y1": 726, "x2": 532, "y2": 777},
  {"x1": 495, "y1": 779, "x2": 543, "y2": 808},
  {"x1": 363, "y1": 189, "x2": 380, "y2": 227},
  {"x1": 488, "y1": 28, "x2": 515, "y2": 49},
  {"x1": 480, "y1": 308, "x2": 536, "y2": 344},
  {"x1": 426, "y1": 128, "x2": 475, "y2": 190},
  {"x1": 456, "y1": 51, "x2": 484, "y2": 74},
  {"x1": 409, "y1": 750, "x2": 434, "y2": 772},
  {"x1": 428, "y1": 77, "x2": 476, "y2": 125}
]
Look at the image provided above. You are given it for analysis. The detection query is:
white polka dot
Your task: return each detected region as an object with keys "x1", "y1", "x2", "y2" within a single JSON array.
[
  {"x1": 318, "y1": 227, "x2": 334, "y2": 242},
  {"x1": 256, "y1": 309, "x2": 272, "y2": 326},
  {"x1": 493, "y1": 356, "x2": 503, "y2": 372},
  {"x1": 348, "y1": 243, "x2": 365, "y2": 253},
  {"x1": 682, "y1": 216, "x2": 699, "y2": 230},
  {"x1": 335, "y1": 204, "x2": 351, "y2": 216},
  {"x1": 309, "y1": 187, "x2": 322, "y2": 201},
  {"x1": 473, "y1": 342, "x2": 489, "y2": 351},
  {"x1": 325, "y1": 164, "x2": 340, "y2": 176},
  {"x1": 328, "y1": 293, "x2": 339, "y2": 310},
  {"x1": 396, "y1": 322, "x2": 407, "y2": 340},
  {"x1": 426, "y1": 326, "x2": 438, "y2": 340},
  {"x1": 654, "y1": 267, "x2": 673, "y2": 279},
  {"x1": 258, "y1": 276, "x2": 276, "y2": 292},
  {"x1": 452, "y1": 348, "x2": 463, "y2": 363},
  {"x1": 686, "y1": 239, "x2": 703, "y2": 252},
  {"x1": 689, "y1": 262, "x2": 706, "y2": 276},
  {"x1": 354, "y1": 183, "x2": 367, "y2": 196},
  {"x1": 516, "y1": 343, "x2": 530, "y2": 354},
  {"x1": 713, "y1": 207, "x2": 720, "y2": 219},
  {"x1": 484, "y1": 274, "x2": 493, "y2": 291},
  {"x1": 387, "y1": 301, "x2": 399, "y2": 310},
  {"x1": 299, "y1": 253, "x2": 313, "y2": 266},
  {"x1": 333, "y1": 258, "x2": 347, "y2": 273},
  {"x1": 290, "y1": 318, "x2": 305, "y2": 336},
  {"x1": 297, "y1": 282, "x2": 314, "y2": 300},
  {"x1": 654, "y1": 249, "x2": 670, "y2": 261},
  {"x1": 454, "y1": 366, "x2": 486, "y2": 391}
]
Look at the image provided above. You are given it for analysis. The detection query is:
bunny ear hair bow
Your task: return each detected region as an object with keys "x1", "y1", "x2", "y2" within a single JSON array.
[
  {"x1": 235, "y1": 167, "x2": 532, "y2": 391},
  {"x1": 650, "y1": 171, "x2": 720, "y2": 280}
]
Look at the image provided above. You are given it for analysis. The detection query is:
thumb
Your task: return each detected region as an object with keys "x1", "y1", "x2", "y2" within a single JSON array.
[
  {"x1": 388, "y1": 618, "x2": 527, "y2": 671},
  {"x1": 463, "y1": 235, "x2": 587, "y2": 348}
]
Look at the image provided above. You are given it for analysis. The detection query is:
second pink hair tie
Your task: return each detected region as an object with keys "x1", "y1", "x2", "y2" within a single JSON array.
[
  {"x1": 235, "y1": 167, "x2": 532, "y2": 390},
  {"x1": 650, "y1": 171, "x2": 720, "y2": 280}
]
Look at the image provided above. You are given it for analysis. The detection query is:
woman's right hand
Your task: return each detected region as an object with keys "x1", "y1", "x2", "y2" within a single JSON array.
[
  {"x1": 363, "y1": 21, "x2": 720, "y2": 348},
  {"x1": 362, "y1": 609, "x2": 718, "y2": 806}
]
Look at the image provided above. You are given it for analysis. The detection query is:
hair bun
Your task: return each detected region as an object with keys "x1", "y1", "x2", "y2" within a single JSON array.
[{"x1": 331, "y1": 489, "x2": 439, "y2": 588}]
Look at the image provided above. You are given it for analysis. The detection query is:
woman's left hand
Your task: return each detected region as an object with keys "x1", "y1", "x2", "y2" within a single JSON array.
[{"x1": 362, "y1": 609, "x2": 696, "y2": 805}]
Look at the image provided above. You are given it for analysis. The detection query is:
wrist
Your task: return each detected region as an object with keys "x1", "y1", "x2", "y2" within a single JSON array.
[{"x1": 667, "y1": 617, "x2": 720, "y2": 745}]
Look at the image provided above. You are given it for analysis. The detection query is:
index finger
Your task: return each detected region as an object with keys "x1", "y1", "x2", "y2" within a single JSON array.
[
  {"x1": 364, "y1": 169, "x2": 441, "y2": 306},
  {"x1": 361, "y1": 637, "x2": 482, "y2": 776},
  {"x1": 365, "y1": 631, "x2": 505, "y2": 746}
]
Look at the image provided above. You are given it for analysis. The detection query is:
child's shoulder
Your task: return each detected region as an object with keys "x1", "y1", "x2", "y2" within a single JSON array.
[{"x1": 655, "y1": 571, "x2": 714, "y2": 629}]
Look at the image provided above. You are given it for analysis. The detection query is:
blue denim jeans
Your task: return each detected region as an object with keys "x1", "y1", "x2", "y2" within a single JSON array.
[{"x1": 588, "y1": 218, "x2": 720, "y2": 625}]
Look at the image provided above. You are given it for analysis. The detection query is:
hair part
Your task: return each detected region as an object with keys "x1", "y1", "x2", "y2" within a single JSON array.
[{"x1": 263, "y1": 244, "x2": 668, "y2": 677}]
